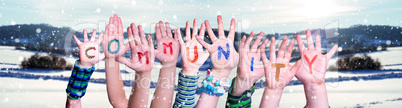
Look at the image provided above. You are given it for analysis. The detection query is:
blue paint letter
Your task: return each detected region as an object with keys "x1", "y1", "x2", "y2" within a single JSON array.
[
  {"x1": 218, "y1": 43, "x2": 230, "y2": 60},
  {"x1": 250, "y1": 57, "x2": 254, "y2": 71}
]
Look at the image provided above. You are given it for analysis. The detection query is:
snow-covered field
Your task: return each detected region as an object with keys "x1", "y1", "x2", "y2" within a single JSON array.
[{"x1": 1, "y1": 45, "x2": 402, "y2": 107}]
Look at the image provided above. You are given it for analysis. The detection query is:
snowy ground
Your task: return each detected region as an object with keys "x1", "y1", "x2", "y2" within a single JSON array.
[{"x1": 1, "y1": 45, "x2": 402, "y2": 107}]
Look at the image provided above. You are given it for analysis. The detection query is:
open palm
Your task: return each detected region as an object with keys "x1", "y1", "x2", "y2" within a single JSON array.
[
  {"x1": 295, "y1": 29, "x2": 338, "y2": 85},
  {"x1": 175, "y1": 19, "x2": 209, "y2": 72},
  {"x1": 155, "y1": 21, "x2": 180, "y2": 66},
  {"x1": 237, "y1": 32, "x2": 265, "y2": 83},
  {"x1": 103, "y1": 14, "x2": 129, "y2": 58},
  {"x1": 260, "y1": 36, "x2": 301, "y2": 89},
  {"x1": 73, "y1": 29, "x2": 105, "y2": 66},
  {"x1": 117, "y1": 23, "x2": 155, "y2": 72},
  {"x1": 196, "y1": 15, "x2": 239, "y2": 75}
]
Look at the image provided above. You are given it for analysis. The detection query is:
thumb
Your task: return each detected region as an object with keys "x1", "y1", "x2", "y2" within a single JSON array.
[
  {"x1": 116, "y1": 56, "x2": 131, "y2": 67},
  {"x1": 289, "y1": 60, "x2": 302, "y2": 75}
]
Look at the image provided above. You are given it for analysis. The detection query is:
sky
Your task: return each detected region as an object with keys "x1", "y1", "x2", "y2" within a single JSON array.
[{"x1": 0, "y1": 0, "x2": 401, "y2": 34}]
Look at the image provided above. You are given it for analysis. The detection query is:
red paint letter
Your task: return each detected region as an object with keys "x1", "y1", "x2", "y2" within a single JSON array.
[
  {"x1": 137, "y1": 51, "x2": 149, "y2": 64},
  {"x1": 163, "y1": 42, "x2": 173, "y2": 55},
  {"x1": 186, "y1": 46, "x2": 199, "y2": 63},
  {"x1": 304, "y1": 55, "x2": 318, "y2": 74}
]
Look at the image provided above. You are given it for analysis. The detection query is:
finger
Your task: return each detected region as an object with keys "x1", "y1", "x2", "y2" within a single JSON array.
[
  {"x1": 284, "y1": 39, "x2": 295, "y2": 60},
  {"x1": 277, "y1": 36, "x2": 288, "y2": 58},
  {"x1": 98, "y1": 52, "x2": 105, "y2": 61},
  {"x1": 290, "y1": 60, "x2": 302, "y2": 75},
  {"x1": 245, "y1": 31, "x2": 255, "y2": 51},
  {"x1": 204, "y1": 20, "x2": 217, "y2": 42},
  {"x1": 217, "y1": 15, "x2": 225, "y2": 38},
  {"x1": 250, "y1": 32, "x2": 263, "y2": 52},
  {"x1": 176, "y1": 29, "x2": 185, "y2": 45},
  {"x1": 72, "y1": 35, "x2": 82, "y2": 45},
  {"x1": 113, "y1": 14, "x2": 118, "y2": 34},
  {"x1": 174, "y1": 29, "x2": 180, "y2": 45},
  {"x1": 192, "y1": 19, "x2": 198, "y2": 40},
  {"x1": 239, "y1": 35, "x2": 246, "y2": 54},
  {"x1": 119, "y1": 42, "x2": 130, "y2": 56},
  {"x1": 97, "y1": 33, "x2": 104, "y2": 45},
  {"x1": 147, "y1": 35, "x2": 154, "y2": 49},
  {"x1": 185, "y1": 21, "x2": 191, "y2": 42},
  {"x1": 108, "y1": 17, "x2": 113, "y2": 35},
  {"x1": 159, "y1": 21, "x2": 167, "y2": 38},
  {"x1": 270, "y1": 37, "x2": 276, "y2": 62},
  {"x1": 199, "y1": 23, "x2": 205, "y2": 40},
  {"x1": 196, "y1": 36, "x2": 211, "y2": 51},
  {"x1": 155, "y1": 23, "x2": 161, "y2": 40},
  {"x1": 105, "y1": 24, "x2": 110, "y2": 36},
  {"x1": 109, "y1": 16, "x2": 113, "y2": 25},
  {"x1": 130, "y1": 23, "x2": 140, "y2": 45},
  {"x1": 326, "y1": 44, "x2": 338, "y2": 61},
  {"x1": 138, "y1": 25, "x2": 146, "y2": 45},
  {"x1": 148, "y1": 35, "x2": 155, "y2": 63},
  {"x1": 90, "y1": 29, "x2": 97, "y2": 42},
  {"x1": 116, "y1": 56, "x2": 132, "y2": 66},
  {"x1": 127, "y1": 27, "x2": 136, "y2": 48},
  {"x1": 83, "y1": 29, "x2": 88, "y2": 42},
  {"x1": 315, "y1": 34, "x2": 321, "y2": 52},
  {"x1": 306, "y1": 29, "x2": 314, "y2": 50},
  {"x1": 228, "y1": 18, "x2": 236, "y2": 41},
  {"x1": 165, "y1": 22, "x2": 173, "y2": 38},
  {"x1": 139, "y1": 26, "x2": 147, "y2": 46},
  {"x1": 296, "y1": 34, "x2": 305, "y2": 55},
  {"x1": 259, "y1": 39, "x2": 270, "y2": 64},
  {"x1": 117, "y1": 16, "x2": 123, "y2": 34}
]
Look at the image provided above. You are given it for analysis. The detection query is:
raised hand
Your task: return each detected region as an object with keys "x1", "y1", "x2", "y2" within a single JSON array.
[
  {"x1": 103, "y1": 14, "x2": 130, "y2": 58},
  {"x1": 175, "y1": 19, "x2": 209, "y2": 75},
  {"x1": 230, "y1": 32, "x2": 265, "y2": 96},
  {"x1": 73, "y1": 29, "x2": 105, "y2": 67},
  {"x1": 260, "y1": 36, "x2": 301, "y2": 89},
  {"x1": 195, "y1": 15, "x2": 239, "y2": 79},
  {"x1": 195, "y1": 15, "x2": 239, "y2": 108},
  {"x1": 295, "y1": 29, "x2": 337, "y2": 108},
  {"x1": 295, "y1": 29, "x2": 338, "y2": 85},
  {"x1": 117, "y1": 23, "x2": 155, "y2": 73},
  {"x1": 155, "y1": 21, "x2": 180, "y2": 66},
  {"x1": 259, "y1": 36, "x2": 301, "y2": 108}
]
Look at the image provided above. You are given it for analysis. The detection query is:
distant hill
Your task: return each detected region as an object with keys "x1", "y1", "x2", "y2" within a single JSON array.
[
  {"x1": 0, "y1": 23, "x2": 401, "y2": 56},
  {"x1": 1, "y1": 23, "x2": 401, "y2": 70},
  {"x1": 0, "y1": 24, "x2": 72, "y2": 48}
]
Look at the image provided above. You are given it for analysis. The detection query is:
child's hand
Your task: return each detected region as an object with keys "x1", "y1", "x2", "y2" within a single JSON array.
[
  {"x1": 295, "y1": 29, "x2": 338, "y2": 85},
  {"x1": 116, "y1": 23, "x2": 155, "y2": 73},
  {"x1": 231, "y1": 32, "x2": 265, "y2": 96},
  {"x1": 103, "y1": 14, "x2": 130, "y2": 58},
  {"x1": 73, "y1": 29, "x2": 104, "y2": 68},
  {"x1": 259, "y1": 36, "x2": 301, "y2": 90},
  {"x1": 175, "y1": 19, "x2": 209, "y2": 75},
  {"x1": 196, "y1": 15, "x2": 239, "y2": 80},
  {"x1": 155, "y1": 21, "x2": 180, "y2": 67}
]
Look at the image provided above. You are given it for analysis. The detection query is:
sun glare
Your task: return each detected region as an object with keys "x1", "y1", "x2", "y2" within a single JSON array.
[{"x1": 294, "y1": 0, "x2": 339, "y2": 18}]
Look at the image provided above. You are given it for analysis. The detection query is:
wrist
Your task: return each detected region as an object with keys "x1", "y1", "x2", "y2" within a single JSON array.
[
  {"x1": 266, "y1": 87, "x2": 284, "y2": 94},
  {"x1": 160, "y1": 60, "x2": 177, "y2": 68},
  {"x1": 303, "y1": 83, "x2": 329, "y2": 108},
  {"x1": 260, "y1": 87, "x2": 283, "y2": 108},
  {"x1": 231, "y1": 77, "x2": 255, "y2": 96},
  {"x1": 304, "y1": 82, "x2": 326, "y2": 90},
  {"x1": 210, "y1": 69, "x2": 231, "y2": 81},
  {"x1": 78, "y1": 61, "x2": 93, "y2": 69},
  {"x1": 182, "y1": 68, "x2": 198, "y2": 76},
  {"x1": 226, "y1": 78, "x2": 255, "y2": 108},
  {"x1": 135, "y1": 71, "x2": 152, "y2": 75}
]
